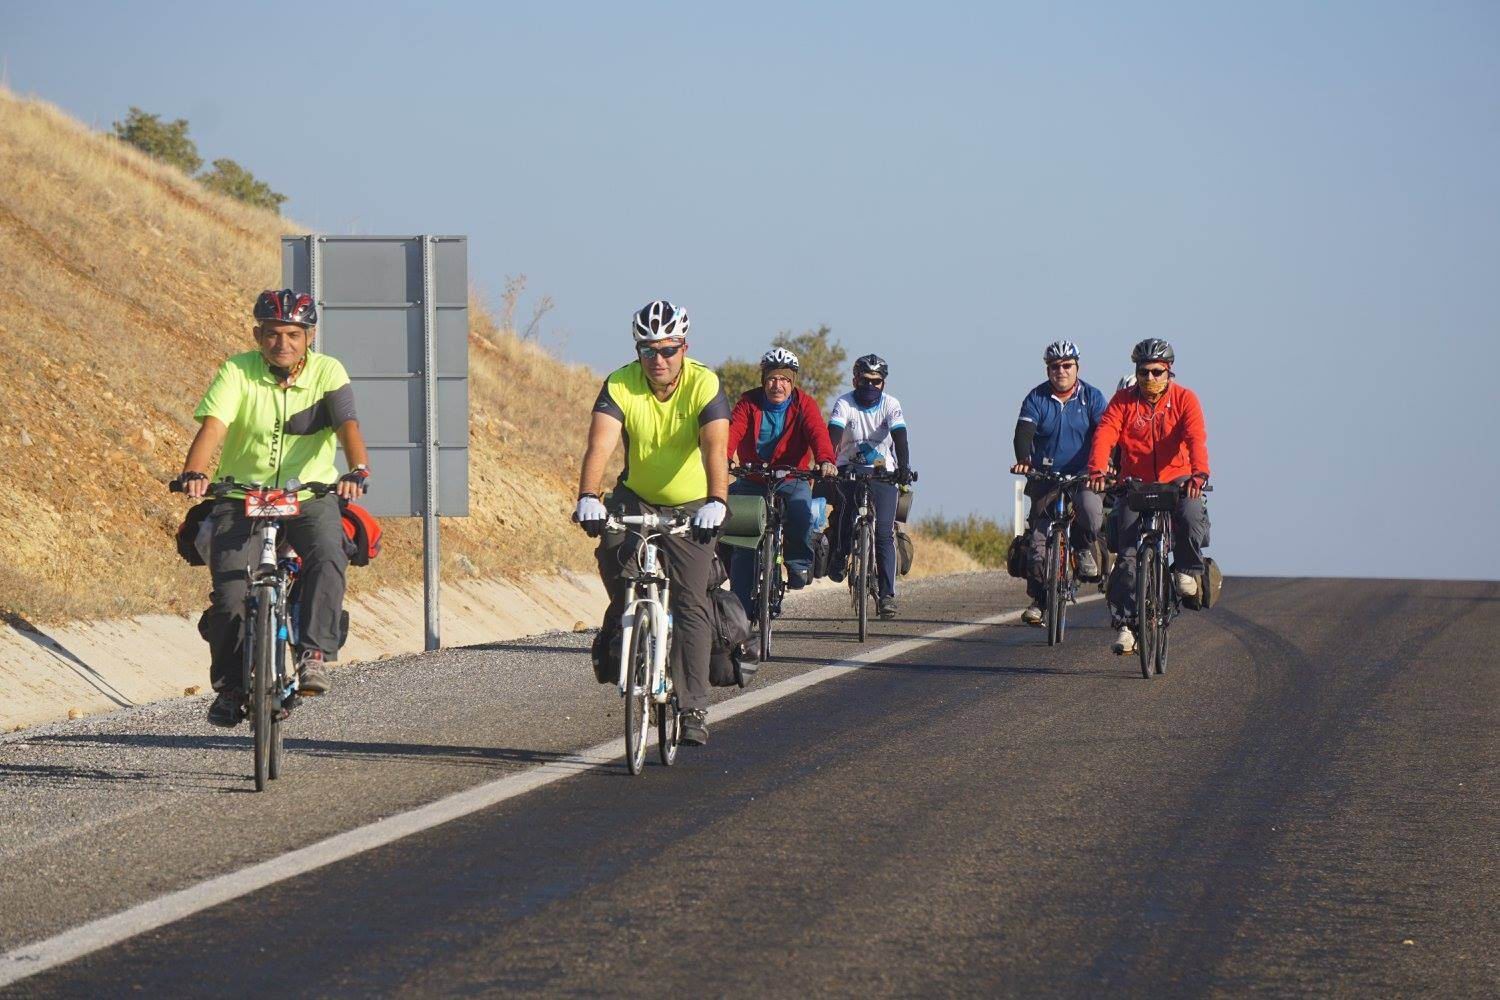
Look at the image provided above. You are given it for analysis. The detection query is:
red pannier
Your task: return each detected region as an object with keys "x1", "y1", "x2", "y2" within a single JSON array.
[{"x1": 340, "y1": 501, "x2": 382, "y2": 566}]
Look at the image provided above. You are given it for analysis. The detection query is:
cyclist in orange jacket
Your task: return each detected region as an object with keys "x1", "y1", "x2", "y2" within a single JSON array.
[{"x1": 1087, "y1": 339, "x2": 1211, "y2": 655}]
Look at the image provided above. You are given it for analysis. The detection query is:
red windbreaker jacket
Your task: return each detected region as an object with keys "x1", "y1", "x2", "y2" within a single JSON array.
[
  {"x1": 727, "y1": 388, "x2": 836, "y2": 469},
  {"x1": 1087, "y1": 381, "x2": 1211, "y2": 483}
]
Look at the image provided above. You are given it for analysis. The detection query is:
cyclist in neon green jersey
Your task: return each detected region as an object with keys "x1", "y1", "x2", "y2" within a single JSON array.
[
  {"x1": 177, "y1": 290, "x2": 371, "y2": 727},
  {"x1": 574, "y1": 300, "x2": 730, "y2": 748}
]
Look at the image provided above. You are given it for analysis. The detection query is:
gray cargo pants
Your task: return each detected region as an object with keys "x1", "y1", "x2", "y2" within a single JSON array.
[
  {"x1": 1106, "y1": 481, "x2": 1210, "y2": 622},
  {"x1": 596, "y1": 487, "x2": 715, "y2": 712},
  {"x1": 1024, "y1": 480, "x2": 1104, "y2": 604},
  {"x1": 199, "y1": 493, "x2": 348, "y2": 691}
]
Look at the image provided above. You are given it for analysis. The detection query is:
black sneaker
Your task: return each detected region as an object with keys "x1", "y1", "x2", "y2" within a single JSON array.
[
  {"x1": 827, "y1": 557, "x2": 846, "y2": 584},
  {"x1": 679, "y1": 709, "x2": 709, "y2": 747},
  {"x1": 206, "y1": 689, "x2": 245, "y2": 728},
  {"x1": 878, "y1": 596, "x2": 898, "y2": 620},
  {"x1": 298, "y1": 650, "x2": 331, "y2": 695}
]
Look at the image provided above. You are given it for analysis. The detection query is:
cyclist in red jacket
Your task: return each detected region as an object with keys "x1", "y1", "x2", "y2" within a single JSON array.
[
  {"x1": 726, "y1": 348, "x2": 838, "y2": 648},
  {"x1": 1087, "y1": 339, "x2": 1211, "y2": 655}
]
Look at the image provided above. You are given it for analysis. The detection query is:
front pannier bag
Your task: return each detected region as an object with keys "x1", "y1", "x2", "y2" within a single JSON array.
[
  {"x1": 340, "y1": 501, "x2": 383, "y2": 566},
  {"x1": 1006, "y1": 535, "x2": 1029, "y2": 578}
]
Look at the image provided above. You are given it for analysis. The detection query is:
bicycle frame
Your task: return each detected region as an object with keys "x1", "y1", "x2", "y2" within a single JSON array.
[{"x1": 611, "y1": 516, "x2": 677, "y2": 705}]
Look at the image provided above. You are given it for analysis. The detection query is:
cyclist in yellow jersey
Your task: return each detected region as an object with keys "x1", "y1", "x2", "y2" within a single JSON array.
[
  {"x1": 177, "y1": 290, "x2": 371, "y2": 727},
  {"x1": 575, "y1": 300, "x2": 730, "y2": 747}
]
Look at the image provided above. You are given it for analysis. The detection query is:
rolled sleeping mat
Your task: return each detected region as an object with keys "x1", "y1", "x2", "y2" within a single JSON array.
[{"x1": 719, "y1": 493, "x2": 767, "y2": 550}]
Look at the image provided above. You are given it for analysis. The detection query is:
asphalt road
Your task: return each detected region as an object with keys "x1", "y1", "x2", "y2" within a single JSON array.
[{"x1": 1, "y1": 574, "x2": 1495, "y2": 997}]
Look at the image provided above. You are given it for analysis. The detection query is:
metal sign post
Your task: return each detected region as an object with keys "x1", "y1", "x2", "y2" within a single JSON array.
[{"x1": 282, "y1": 235, "x2": 469, "y2": 652}]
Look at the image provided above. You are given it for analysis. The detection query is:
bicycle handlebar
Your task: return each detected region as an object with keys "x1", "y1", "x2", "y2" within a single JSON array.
[
  {"x1": 605, "y1": 512, "x2": 692, "y2": 535},
  {"x1": 169, "y1": 477, "x2": 340, "y2": 498},
  {"x1": 838, "y1": 467, "x2": 916, "y2": 485},
  {"x1": 730, "y1": 464, "x2": 825, "y2": 483},
  {"x1": 1103, "y1": 476, "x2": 1213, "y2": 496},
  {"x1": 1024, "y1": 469, "x2": 1089, "y2": 484}
]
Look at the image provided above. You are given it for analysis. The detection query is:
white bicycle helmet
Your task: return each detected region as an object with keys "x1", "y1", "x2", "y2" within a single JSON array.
[
  {"x1": 760, "y1": 347, "x2": 800, "y2": 373},
  {"x1": 1043, "y1": 340, "x2": 1080, "y2": 363},
  {"x1": 632, "y1": 300, "x2": 690, "y2": 343}
]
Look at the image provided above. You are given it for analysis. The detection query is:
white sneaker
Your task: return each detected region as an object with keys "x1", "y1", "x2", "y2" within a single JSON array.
[
  {"x1": 1173, "y1": 571, "x2": 1199, "y2": 597},
  {"x1": 1112, "y1": 627, "x2": 1136, "y2": 655},
  {"x1": 1075, "y1": 549, "x2": 1100, "y2": 580},
  {"x1": 1021, "y1": 604, "x2": 1043, "y2": 626}
]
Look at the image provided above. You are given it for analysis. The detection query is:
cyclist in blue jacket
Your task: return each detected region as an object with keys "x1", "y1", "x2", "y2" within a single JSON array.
[{"x1": 1010, "y1": 340, "x2": 1107, "y2": 625}]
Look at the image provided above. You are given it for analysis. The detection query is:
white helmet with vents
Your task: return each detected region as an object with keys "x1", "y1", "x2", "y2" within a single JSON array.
[
  {"x1": 632, "y1": 300, "x2": 690, "y2": 343},
  {"x1": 760, "y1": 347, "x2": 800, "y2": 373},
  {"x1": 1043, "y1": 340, "x2": 1080, "y2": 363}
]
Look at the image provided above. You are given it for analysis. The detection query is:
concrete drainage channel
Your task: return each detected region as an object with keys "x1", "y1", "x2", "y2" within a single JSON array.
[{"x1": 0, "y1": 573, "x2": 608, "y2": 733}]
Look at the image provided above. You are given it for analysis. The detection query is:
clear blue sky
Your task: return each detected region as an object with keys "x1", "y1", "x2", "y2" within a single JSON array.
[{"x1": 5, "y1": 1, "x2": 1497, "y2": 578}]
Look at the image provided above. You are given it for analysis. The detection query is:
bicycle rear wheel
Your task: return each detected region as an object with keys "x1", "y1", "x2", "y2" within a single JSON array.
[
  {"x1": 1045, "y1": 533, "x2": 1064, "y2": 647},
  {"x1": 757, "y1": 530, "x2": 775, "y2": 662},
  {"x1": 1137, "y1": 547, "x2": 1159, "y2": 679},
  {"x1": 251, "y1": 592, "x2": 274, "y2": 791},
  {"x1": 624, "y1": 618, "x2": 651, "y2": 775}
]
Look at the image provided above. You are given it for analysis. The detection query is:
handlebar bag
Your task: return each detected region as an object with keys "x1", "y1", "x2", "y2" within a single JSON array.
[
  {"x1": 175, "y1": 499, "x2": 216, "y2": 566},
  {"x1": 1127, "y1": 482, "x2": 1181, "y2": 513},
  {"x1": 340, "y1": 501, "x2": 383, "y2": 566}
]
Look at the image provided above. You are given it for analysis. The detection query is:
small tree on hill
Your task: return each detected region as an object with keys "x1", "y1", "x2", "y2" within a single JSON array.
[
  {"x1": 716, "y1": 324, "x2": 847, "y2": 412},
  {"x1": 111, "y1": 107, "x2": 202, "y2": 174},
  {"x1": 199, "y1": 158, "x2": 287, "y2": 213}
]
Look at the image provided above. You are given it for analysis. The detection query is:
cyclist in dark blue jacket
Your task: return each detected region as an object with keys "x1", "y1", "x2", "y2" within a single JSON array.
[{"x1": 1010, "y1": 340, "x2": 1108, "y2": 625}]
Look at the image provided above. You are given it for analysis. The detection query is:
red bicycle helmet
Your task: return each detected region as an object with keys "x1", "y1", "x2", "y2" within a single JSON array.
[{"x1": 254, "y1": 289, "x2": 318, "y2": 328}]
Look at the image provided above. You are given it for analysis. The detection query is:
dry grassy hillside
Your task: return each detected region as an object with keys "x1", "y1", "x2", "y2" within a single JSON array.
[{"x1": 0, "y1": 87, "x2": 974, "y2": 625}]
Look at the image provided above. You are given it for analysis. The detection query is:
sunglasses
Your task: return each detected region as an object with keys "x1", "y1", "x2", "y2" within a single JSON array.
[
  {"x1": 638, "y1": 343, "x2": 685, "y2": 361},
  {"x1": 857, "y1": 377, "x2": 885, "y2": 388},
  {"x1": 1136, "y1": 366, "x2": 1170, "y2": 379},
  {"x1": 1047, "y1": 361, "x2": 1077, "y2": 372}
]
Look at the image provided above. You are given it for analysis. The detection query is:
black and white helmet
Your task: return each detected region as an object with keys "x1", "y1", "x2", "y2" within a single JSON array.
[
  {"x1": 853, "y1": 354, "x2": 889, "y2": 379},
  {"x1": 631, "y1": 300, "x2": 690, "y2": 343},
  {"x1": 1131, "y1": 338, "x2": 1175, "y2": 365},
  {"x1": 1043, "y1": 340, "x2": 1080, "y2": 363},
  {"x1": 760, "y1": 347, "x2": 800, "y2": 373},
  {"x1": 1117, "y1": 375, "x2": 1136, "y2": 392}
]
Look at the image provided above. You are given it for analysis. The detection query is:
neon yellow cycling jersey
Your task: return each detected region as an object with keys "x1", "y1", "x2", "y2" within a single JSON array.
[
  {"x1": 593, "y1": 358, "x2": 730, "y2": 506},
  {"x1": 193, "y1": 350, "x2": 357, "y2": 490}
]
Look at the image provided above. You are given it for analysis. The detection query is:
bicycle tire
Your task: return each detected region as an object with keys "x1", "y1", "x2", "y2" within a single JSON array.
[
  {"x1": 657, "y1": 694, "x2": 679, "y2": 767},
  {"x1": 252, "y1": 591, "x2": 274, "y2": 791},
  {"x1": 757, "y1": 529, "x2": 775, "y2": 662},
  {"x1": 855, "y1": 519, "x2": 870, "y2": 642},
  {"x1": 1156, "y1": 617, "x2": 1170, "y2": 676},
  {"x1": 624, "y1": 617, "x2": 651, "y2": 775},
  {"x1": 1137, "y1": 547, "x2": 1158, "y2": 679},
  {"x1": 1045, "y1": 533, "x2": 1063, "y2": 647}
]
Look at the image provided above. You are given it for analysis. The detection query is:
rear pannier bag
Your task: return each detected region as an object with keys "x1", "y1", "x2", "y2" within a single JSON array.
[
  {"x1": 1006, "y1": 535, "x2": 1029, "y2": 579},
  {"x1": 176, "y1": 499, "x2": 217, "y2": 566},
  {"x1": 811, "y1": 530, "x2": 832, "y2": 579},
  {"x1": 1191, "y1": 557, "x2": 1223, "y2": 610},
  {"x1": 340, "y1": 501, "x2": 383, "y2": 566},
  {"x1": 895, "y1": 522, "x2": 915, "y2": 576},
  {"x1": 707, "y1": 555, "x2": 755, "y2": 687}
]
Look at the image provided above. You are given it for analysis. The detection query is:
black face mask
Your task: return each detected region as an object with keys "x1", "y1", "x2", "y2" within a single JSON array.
[{"x1": 854, "y1": 383, "x2": 883, "y2": 405}]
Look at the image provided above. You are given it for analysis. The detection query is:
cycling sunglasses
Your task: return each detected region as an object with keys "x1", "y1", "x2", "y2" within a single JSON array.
[
  {"x1": 857, "y1": 377, "x2": 885, "y2": 388},
  {"x1": 1136, "y1": 366, "x2": 1170, "y2": 379},
  {"x1": 638, "y1": 342, "x2": 685, "y2": 361},
  {"x1": 1047, "y1": 361, "x2": 1077, "y2": 372}
]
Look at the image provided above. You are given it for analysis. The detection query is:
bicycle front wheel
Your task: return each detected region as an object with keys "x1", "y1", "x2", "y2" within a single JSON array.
[
  {"x1": 657, "y1": 696, "x2": 679, "y2": 767},
  {"x1": 251, "y1": 592, "x2": 275, "y2": 790},
  {"x1": 757, "y1": 530, "x2": 775, "y2": 662},
  {"x1": 1137, "y1": 547, "x2": 1159, "y2": 679},
  {"x1": 1045, "y1": 533, "x2": 1064, "y2": 647},
  {"x1": 855, "y1": 520, "x2": 870, "y2": 642},
  {"x1": 624, "y1": 618, "x2": 651, "y2": 775}
]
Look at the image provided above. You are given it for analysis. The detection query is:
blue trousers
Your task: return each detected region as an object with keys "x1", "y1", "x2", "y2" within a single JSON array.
[
  {"x1": 729, "y1": 478, "x2": 815, "y2": 617},
  {"x1": 833, "y1": 478, "x2": 899, "y2": 599}
]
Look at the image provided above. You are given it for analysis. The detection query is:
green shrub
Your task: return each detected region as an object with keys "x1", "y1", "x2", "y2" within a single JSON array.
[
  {"x1": 111, "y1": 107, "x2": 202, "y2": 174},
  {"x1": 199, "y1": 158, "x2": 287, "y2": 213},
  {"x1": 916, "y1": 512, "x2": 1013, "y2": 568}
]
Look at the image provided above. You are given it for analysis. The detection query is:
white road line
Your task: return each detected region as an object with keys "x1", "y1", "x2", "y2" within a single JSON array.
[{"x1": 0, "y1": 596, "x2": 1099, "y2": 986}]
